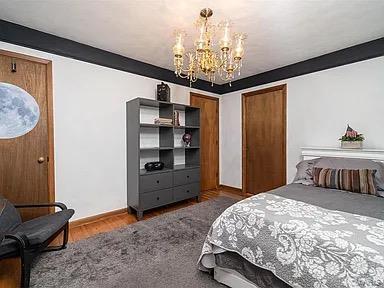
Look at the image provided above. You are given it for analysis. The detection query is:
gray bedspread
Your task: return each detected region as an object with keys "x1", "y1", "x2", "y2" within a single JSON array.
[
  {"x1": 199, "y1": 184, "x2": 384, "y2": 288},
  {"x1": 271, "y1": 184, "x2": 384, "y2": 220}
]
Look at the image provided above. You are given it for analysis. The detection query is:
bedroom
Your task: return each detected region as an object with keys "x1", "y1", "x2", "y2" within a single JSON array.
[{"x1": 0, "y1": 0, "x2": 384, "y2": 287}]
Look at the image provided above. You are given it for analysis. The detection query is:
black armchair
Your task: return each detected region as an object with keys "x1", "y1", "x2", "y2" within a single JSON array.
[{"x1": 0, "y1": 198, "x2": 74, "y2": 288}]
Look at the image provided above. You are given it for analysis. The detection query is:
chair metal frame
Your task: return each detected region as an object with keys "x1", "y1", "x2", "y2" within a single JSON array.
[{"x1": 2, "y1": 202, "x2": 71, "y2": 288}]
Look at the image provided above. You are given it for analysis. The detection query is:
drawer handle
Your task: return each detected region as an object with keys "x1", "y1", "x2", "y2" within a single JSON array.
[
  {"x1": 156, "y1": 196, "x2": 160, "y2": 200},
  {"x1": 156, "y1": 180, "x2": 160, "y2": 184},
  {"x1": 187, "y1": 190, "x2": 190, "y2": 193},
  {"x1": 187, "y1": 175, "x2": 190, "y2": 178}
]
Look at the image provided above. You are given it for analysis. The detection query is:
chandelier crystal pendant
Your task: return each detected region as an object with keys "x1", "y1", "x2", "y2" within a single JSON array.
[{"x1": 173, "y1": 8, "x2": 246, "y2": 87}]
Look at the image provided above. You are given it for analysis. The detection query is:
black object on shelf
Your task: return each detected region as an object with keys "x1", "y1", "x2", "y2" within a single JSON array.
[
  {"x1": 157, "y1": 82, "x2": 170, "y2": 102},
  {"x1": 144, "y1": 161, "x2": 165, "y2": 171},
  {"x1": 182, "y1": 133, "x2": 192, "y2": 147}
]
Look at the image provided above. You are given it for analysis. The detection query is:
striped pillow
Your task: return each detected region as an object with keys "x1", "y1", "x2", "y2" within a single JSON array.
[{"x1": 312, "y1": 167, "x2": 377, "y2": 195}]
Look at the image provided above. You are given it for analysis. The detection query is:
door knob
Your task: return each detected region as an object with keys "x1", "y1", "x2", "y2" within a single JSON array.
[{"x1": 38, "y1": 157, "x2": 45, "y2": 164}]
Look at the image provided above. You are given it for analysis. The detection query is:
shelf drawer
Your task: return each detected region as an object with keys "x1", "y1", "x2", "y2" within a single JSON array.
[
  {"x1": 139, "y1": 188, "x2": 173, "y2": 210},
  {"x1": 140, "y1": 172, "x2": 173, "y2": 193},
  {"x1": 173, "y1": 183, "x2": 200, "y2": 202},
  {"x1": 173, "y1": 168, "x2": 200, "y2": 186}
]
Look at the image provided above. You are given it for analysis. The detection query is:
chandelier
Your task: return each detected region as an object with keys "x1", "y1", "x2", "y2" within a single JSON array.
[{"x1": 172, "y1": 8, "x2": 246, "y2": 86}]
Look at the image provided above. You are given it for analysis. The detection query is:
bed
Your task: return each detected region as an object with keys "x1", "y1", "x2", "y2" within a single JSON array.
[{"x1": 198, "y1": 154, "x2": 384, "y2": 288}]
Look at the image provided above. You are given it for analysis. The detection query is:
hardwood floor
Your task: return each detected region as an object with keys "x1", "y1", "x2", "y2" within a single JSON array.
[
  {"x1": 0, "y1": 188, "x2": 243, "y2": 288},
  {"x1": 69, "y1": 188, "x2": 243, "y2": 242}
]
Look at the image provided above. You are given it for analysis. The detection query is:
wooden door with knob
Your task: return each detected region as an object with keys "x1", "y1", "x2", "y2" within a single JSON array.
[{"x1": 0, "y1": 50, "x2": 54, "y2": 221}]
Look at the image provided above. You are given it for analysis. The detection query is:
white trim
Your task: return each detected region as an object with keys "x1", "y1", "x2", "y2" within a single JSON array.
[
  {"x1": 301, "y1": 147, "x2": 384, "y2": 163},
  {"x1": 214, "y1": 266, "x2": 260, "y2": 288}
]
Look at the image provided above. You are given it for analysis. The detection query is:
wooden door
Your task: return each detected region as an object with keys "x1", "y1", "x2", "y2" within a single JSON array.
[
  {"x1": 190, "y1": 93, "x2": 219, "y2": 191},
  {"x1": 0, "y1": 50, "x2": 54, "y2": 220},
  {"x1": 242, "y1": 84, "x2": 286, "y2": 194}
]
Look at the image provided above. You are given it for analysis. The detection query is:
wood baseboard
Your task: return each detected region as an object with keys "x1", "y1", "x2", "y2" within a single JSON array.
[
  {"x1": 69, "y1": 208, "x2": 128, "y2": 229},
  {"x1": 69, "y1": 186, "x2": 248, "y2": 230},
  {"x1": 219, "y1": 184, "x2": 243, "y2": 195},
  {"x1": 70, "y1": 187, "x2": 248, "y2": 230}
]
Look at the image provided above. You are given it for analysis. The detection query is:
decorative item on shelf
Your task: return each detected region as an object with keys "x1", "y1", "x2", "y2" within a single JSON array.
[
  {"x1": 156, "y1": 82, "x2": 170, "y2": 102},
  {"x1": 173, "y1": 111, "x2": 180, "y2": 126},
  {"x1": 154, "y1": 117, "x2": 173, "y2": 126},
  {"x1": 182, "y1": 133, "x2": 192, "y2": 147},
  {"x1": 172, "y1": 8, "x2": 246, "y2": 87},
  {"x1": 144, "y1": 161, "x2": 164, "y2": 172},
  {"x1": 339, "y1": 125, "x2": 364, "y2": 149}
]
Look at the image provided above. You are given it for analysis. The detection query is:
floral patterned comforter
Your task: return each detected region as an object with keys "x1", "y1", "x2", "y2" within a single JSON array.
[{"x1": 199, "y1": 193, "x2": 384, "y2": 288}]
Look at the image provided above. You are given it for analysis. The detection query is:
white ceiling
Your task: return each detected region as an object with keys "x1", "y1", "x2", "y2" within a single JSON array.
[{"x1": 1, "y1": 0, "x2": 384, "y2": 84}]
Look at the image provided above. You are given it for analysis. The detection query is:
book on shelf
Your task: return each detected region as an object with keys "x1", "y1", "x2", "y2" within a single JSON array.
[
  {"x1": 173, "y1": 111, "x2": 180, "y2": 126},
  {"x1": 154, "y1": 117, "x2": 173, "y2": 125}
]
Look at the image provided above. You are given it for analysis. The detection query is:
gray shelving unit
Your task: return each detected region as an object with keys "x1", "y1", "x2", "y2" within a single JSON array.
[{"x1": 126, "y1": 98, "x2": 200, "y2": 220}]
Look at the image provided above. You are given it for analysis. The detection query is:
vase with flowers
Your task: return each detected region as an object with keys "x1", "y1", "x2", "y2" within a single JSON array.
[{"x1": 339, "y1": 125, "x2": 364, "y2": 149}]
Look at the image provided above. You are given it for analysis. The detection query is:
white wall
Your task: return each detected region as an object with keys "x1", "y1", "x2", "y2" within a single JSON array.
[
  {"x1": 3, "y1": 40, "x2": 383, "y2": 217},
  {"x1": 220, "y1": 56, "x2": 384, "y2": 189},
  {"x1": 0, "y1": 41, "x2": 218, "y2": 220}
]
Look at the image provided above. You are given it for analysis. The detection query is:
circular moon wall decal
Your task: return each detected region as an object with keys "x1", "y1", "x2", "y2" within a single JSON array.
[{"x1": 0, "y1": 82, "x2": 40, "y2": 139}]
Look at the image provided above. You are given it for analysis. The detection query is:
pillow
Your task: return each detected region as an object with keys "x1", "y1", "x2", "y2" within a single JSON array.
[
  {"x1": 293, "y1": 159, "x2": 319, "y2": 185},
  {"x1": 314, "y1": 157, "x2": 384, "y2": 194},
  {"x1": 312, "y1": 167, "x2": 377, "y2": 195}
]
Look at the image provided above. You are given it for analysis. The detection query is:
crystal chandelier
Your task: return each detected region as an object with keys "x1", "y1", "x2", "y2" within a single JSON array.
[{"x1": 173, "y1": 8, "x2": 246, "y2": 86}]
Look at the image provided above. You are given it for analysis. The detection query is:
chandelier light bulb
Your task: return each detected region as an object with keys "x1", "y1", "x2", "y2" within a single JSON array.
[
  {"x1": 234, "y1": 33, "x2": 246, "y2": 60},
  {"x1": 173, "y1": 32, "x2": 185, "y2": 57},
  {"x1": 219, "y1": 20, "x2": 232, "y2": 52},
  {"x1": 195, "y1": 23, "x2": 206, "y2": 52}
]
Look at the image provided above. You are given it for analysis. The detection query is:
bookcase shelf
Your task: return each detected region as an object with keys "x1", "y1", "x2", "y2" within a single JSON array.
[
  {"x1": 173, "y1": 164, "x2": 200, "y2": 170},
  {"x1": 174, "y1": 146, "x2": 200, "y2": 149},
  {"x1": 174, "y1": 125, "x2": 200, "y2": 129},
  {"x1": 140, "y1": 123, "x2": 173, "y2": 128},
  {"x1": 127, "y1": 98, "x2": 201, "y2": 220},
  {"x1": 140, "y1": 167, "x2": 173, "y2": 175},
  {"x1": 140, "y1": 147, "x2": 174, "y2": 151}
]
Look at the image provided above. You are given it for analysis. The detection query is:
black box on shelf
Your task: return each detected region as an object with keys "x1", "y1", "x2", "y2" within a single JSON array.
[{"x1": 156, "y1": 82, "x2": 170, "y2": 102}]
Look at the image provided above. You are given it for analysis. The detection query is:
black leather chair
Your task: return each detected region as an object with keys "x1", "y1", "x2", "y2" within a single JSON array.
[{"x1": 0, "y1": 197, "x2": 74, "y2": 288}]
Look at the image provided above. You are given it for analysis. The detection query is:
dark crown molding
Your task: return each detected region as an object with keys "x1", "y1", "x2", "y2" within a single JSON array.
[
  {"x1": 1, "y1": 19, "x2": 383, "y2": 95},
  {"x1": 0, "y1": 20, "x2": 217, "y2": 93},
  {"x1": 221, "y1": 37, "x2": 384, "y2": 94}
]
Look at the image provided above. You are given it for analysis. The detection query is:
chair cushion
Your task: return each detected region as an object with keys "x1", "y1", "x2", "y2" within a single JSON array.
[
  {"x1": 0, "y1": 209, "x2": 74, "y2": 257},
  {"x1": 0, "y1": 199, "x2": 22, "y2": 232}
]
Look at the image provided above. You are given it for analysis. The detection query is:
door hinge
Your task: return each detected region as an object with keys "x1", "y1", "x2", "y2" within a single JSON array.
[{"x1": 11, "y1": 59, "x2": 17, "y2": 73}]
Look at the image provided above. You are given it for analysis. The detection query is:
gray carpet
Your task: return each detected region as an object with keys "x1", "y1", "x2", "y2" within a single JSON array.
[{"x1": 31, "y1": 196, "x2": 237, "y2": 288}]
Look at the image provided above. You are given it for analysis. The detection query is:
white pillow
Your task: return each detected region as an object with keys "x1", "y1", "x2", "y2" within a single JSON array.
[{"x1": 293, "y1": 159, "x2": 319, "y2": 185}]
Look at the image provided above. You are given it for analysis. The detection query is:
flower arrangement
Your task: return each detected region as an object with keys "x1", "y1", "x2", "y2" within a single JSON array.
[
  {"x1": 339, "y1": 125, "x2": 364, "y2": 142},
  {"x1": 339, "y1": 125, "x2": 364, "y2": 149}
]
